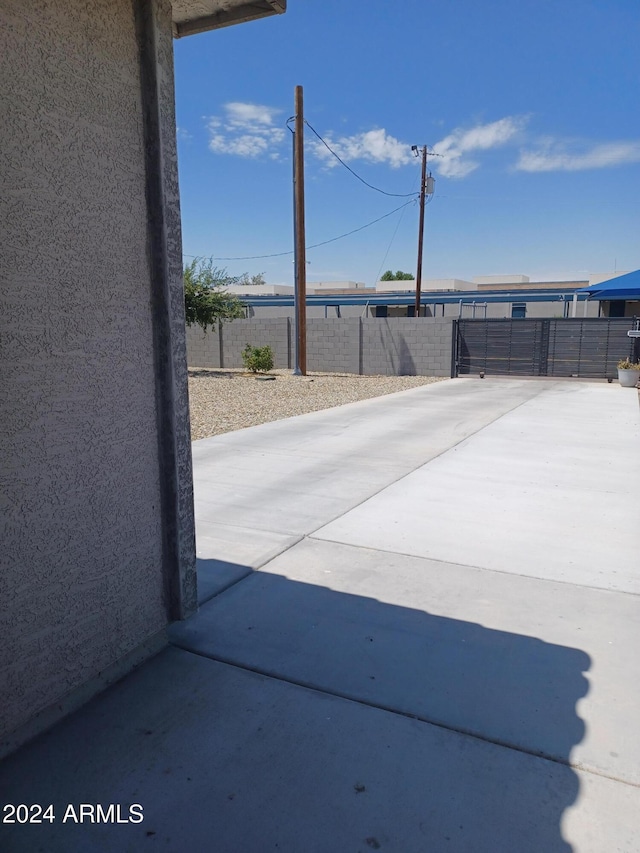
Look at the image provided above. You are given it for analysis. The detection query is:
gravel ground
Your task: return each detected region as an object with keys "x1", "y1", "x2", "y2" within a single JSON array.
[{"x1": 188, "y1": 368, "x2": 445, "y2": 440}]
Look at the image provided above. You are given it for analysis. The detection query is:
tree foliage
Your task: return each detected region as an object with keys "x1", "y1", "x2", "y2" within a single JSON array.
[
  {"x1": 236, "y1": 272, "x2": 267, "y2": 287},
  {"x1": 380, "y1": 270, "x2": 415, "y2": 281},
  {"x1": 183, "y1": 258, "x2": 246, "y2": 332}
]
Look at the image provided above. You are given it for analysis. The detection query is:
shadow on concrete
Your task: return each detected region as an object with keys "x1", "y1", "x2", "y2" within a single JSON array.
[
  {"x1": 176, "y1": 570, "x2": 590, "y2": 768},
  {"x1": 196, "y1": 557, "x2": 252, "y2": 605},
  {"x1": 0, "y1": 568, "x2": 590, "y2": 852},
  {"x1": 174, "y1": 567, "x2": 589, "y2": 851}
]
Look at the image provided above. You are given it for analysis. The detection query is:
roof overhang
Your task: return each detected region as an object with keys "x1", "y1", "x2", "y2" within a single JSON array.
[{"x1": 172, "y1": 0, "x2": 286, "y2": 38}]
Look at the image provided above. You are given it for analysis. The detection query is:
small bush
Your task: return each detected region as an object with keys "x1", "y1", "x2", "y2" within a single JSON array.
[
  {"x1": 242, "y1": 344, "x2": 274, "y2": 373},
  {"x1": 617, "y1": 358, "x2": 640, "y2": 370}
]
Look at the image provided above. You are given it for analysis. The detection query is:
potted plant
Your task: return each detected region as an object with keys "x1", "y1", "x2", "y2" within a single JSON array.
[{"x1": 617, "y1": 358, "x2": 640, "y2": 387}]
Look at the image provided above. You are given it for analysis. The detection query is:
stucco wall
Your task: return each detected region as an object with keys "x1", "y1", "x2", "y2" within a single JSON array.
[
  {"x1": 463, "y1": 301, "x2": 600, "y2": 320},
  {"x1": 0, "y1": 0, "x2": 194, "y2": 747}
]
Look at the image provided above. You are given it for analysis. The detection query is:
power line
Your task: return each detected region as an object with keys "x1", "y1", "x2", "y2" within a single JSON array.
[
  {"x1": 372, "y1": 183, "x2": 418, "y2": 287},
  {"x1": 307, "y1": 199, "x2": 416, "y2": 249},
  {"x1": 183, "y1": 249, "x2": 293, "y2": 261},
  {"x1": 183, "y1": 113, "x2": 419, "y2": 265},
  {"x1": 182, "y1": 199, "x2": 417, "y2": 263},
  {"x1": 304, "y1": 121, "x2": 419, "y2": 199}
]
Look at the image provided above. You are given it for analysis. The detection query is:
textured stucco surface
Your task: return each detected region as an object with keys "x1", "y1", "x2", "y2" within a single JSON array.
[
  {"x1": 137, "y1": 0, "x2": 197, "y2": 618},
  {"x1": 0, "y1": 0, "x2": 191, "y2": 742}
]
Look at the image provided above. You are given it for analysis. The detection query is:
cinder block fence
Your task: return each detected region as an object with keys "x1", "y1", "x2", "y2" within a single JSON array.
[{"x1": 186, "y1": 317, "x2": 455, "y2": 377}]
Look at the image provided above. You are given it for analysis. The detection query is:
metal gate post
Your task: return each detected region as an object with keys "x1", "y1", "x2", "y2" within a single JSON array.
[{"x1": 451, "y1": 319, "x2": 459, "y2": 377}]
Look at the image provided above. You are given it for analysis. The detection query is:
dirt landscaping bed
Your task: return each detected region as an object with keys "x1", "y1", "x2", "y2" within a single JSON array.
[{"x1": 188, "y1": 368, "x2": 445, "y2": 440}]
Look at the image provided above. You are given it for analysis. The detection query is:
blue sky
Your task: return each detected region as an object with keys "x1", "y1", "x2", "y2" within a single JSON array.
[{"x1": 174, "y1": 0, "x2": 640, "y2": 286}]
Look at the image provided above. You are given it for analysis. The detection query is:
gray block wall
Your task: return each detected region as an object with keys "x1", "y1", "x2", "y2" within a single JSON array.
[
  {"x1": 307, "y1": 318, "x2": 361, "y2": 374},
  {"x1": 188, "y1": 326, "x2": 223, "y2": 368},
  {"x1": 187, "y1": 320, "x2": 291, "y2": 369},
  {"x1": 221, "y1": 318, "x2": 291, "y2": 369},
  {"x1": 186, "y1": 317, "x2": 454, "y2": 377},
  {"x1": 362, "y1": 319, "x2": 453, "y2": 377}
]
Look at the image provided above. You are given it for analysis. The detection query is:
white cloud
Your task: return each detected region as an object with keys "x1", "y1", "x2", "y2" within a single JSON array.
[
  {"x1": 309, "y1": 116, "x2": 527, "y2": 178},
  {"x1": 311, "y1": 128, "x2": 413, "y2": 169},
  {"x1": 208, "y1": 133, "x2": 271, "y2": 157},
  {"x1": 203, "y1": 109, "x2": 640, "y2": 178},
  {"x1": 225, "y1": 102, "x2": 281, "y2": 128},
  {"x1": 516, "y1": 139, "x2": 640, "y2": 172},
  {"x1": 434, "y1": 156, "x2": 480, "y2": 179},
  {"x1": 433, "y1": 117, "x2": 527, "y2": 178},
  {"x1": 206, "y1": 102, "x2": 285, "y2": 159}
]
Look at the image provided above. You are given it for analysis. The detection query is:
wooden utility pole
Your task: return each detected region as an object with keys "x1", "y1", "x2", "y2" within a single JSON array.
[
  {"x1": 293, "y1": 85, "x2": 307, "y2": 375},
  {"x1": 415, "y1": 145, "x2": 427, "y2": 318}
]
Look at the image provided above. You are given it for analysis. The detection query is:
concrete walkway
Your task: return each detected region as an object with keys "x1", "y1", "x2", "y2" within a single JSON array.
[{"x1": 2, "y1": 378, "x2": 639, "y2": 852}]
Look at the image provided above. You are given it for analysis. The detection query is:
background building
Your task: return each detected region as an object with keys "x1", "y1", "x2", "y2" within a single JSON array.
[{"x1": 233, "y1": 272, "x2": 636, "y2": 320}]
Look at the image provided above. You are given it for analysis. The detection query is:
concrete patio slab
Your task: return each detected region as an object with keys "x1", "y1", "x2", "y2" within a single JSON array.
[
  {"x1": 190, "y1": 378, "x2": 552, "y2": 571},
  {"x1": 171, "y1": 537, "x2": 640, "y2": 786},
  {"x1": 1, "y1": 648, "x2": 638, "y2": 853},
  {"x1": 192, "y1": 378, "x2": 550, "y2": 470},
  {"x1": 195, "y1": 519, "x2": 301, "y2": 567},
  {"x1": 3, "y1": 377, "x2": 638, "y2": 852},
  {"x1": 315, "y1": 383, "x2": 640, "y2": 594},
  {"x1": 195, "y1": 452, "x2": 409, "y2": 501},
  {"x1": 194, "y1": 521, "x2": 302, "y2": 602}
]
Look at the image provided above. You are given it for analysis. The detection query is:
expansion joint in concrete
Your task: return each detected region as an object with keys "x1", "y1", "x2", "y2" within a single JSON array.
[
  {"x1": 307, "y1": 537, "x2": 640, "y2": 599},
  {"x1": 292, "y1": 382, "x2": 559, "y2": 543},
  {"x1": 169, "y1": 645, "x2": 640, "y2": 790}
]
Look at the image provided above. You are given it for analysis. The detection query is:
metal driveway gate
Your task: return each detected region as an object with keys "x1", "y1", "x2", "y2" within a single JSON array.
[{"x1": 454, "y1": 318, "x2": 637, "y2": 378}]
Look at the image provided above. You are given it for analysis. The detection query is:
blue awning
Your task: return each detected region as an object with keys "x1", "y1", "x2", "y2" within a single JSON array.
[{"x1": 578, "y1": 270, "x2": 640, "y2": 300}]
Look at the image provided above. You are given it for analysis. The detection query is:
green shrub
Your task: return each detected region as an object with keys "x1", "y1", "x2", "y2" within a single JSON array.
[{"x1": 242, "y1": 344, "x2": 274, "y2": 373}]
